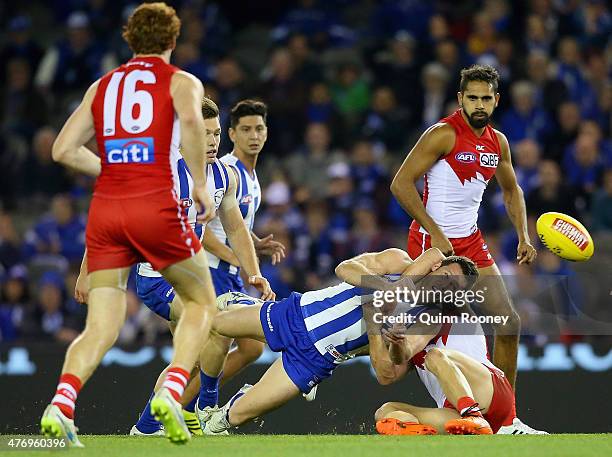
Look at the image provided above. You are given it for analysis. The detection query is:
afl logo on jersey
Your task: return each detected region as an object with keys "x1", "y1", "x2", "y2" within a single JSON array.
[
  {"x1": 455, "y1": 152, "x2": 476, "y2": 163},
  {"x1": 480, "y1": 152, "x2": 499, "y2": 168},
  {"x1": 104, "y1": 137, "x2": 155, "y2": 164},
  {"x1": 180, "y1": 198, "x2": 193, "y2": 208},
  {"x1": 240, "y1": 194, "x2": 253, "y2": 205}
]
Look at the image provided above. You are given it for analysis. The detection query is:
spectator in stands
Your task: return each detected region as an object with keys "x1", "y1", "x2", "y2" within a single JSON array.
[
  {"x1": 0, "y1": 16, "x2": 43, "y2": 84},
  {"x1": 305, "y1": 82, "x2": 345, "y2": 144},
  {"x1": 524, "y1": 50, "x2": 569, "y2": 116},
  {"x1": 591, "y1": 168, "x2": 612, "y2": 232},
  {"x1": 35, "y1": 11, "x2": 115, "y2": 93},
  {"x1": 527, "y1": 160, "x2": 579, "y2": 218},
  {"x1": 420, "y1": 62, "x2": 450, "y2": 129},
  {"x1": 286, "y1": 34, "x2": 323, "y2": 85},
  {"x1": 370, "y1": 32, "x2": 420, "y2": 113},
  {"x1": 361, "y1": 86, "x2": 410, "y2": 152},
  {"x1": 554, "y1": 37, "x2": 596, "y2": 117},
  {"x1": 0, "y1": 212, "x2": 22, "y2": 271},
  {"x1": 467, "y1": 12, "x2": 497, "y2": 58},
  {"x1": 514, "y1": 139, "x2": 542, "y2": 198},
  {"x1": 331, "y1": 62, "x2": 370, "y2": 127},
  {"x1": 544, "y1": 101, "x2": 580, "y2": 163},
  {"x1": 0, "y1": 265, "x2": 29, "y2": 342},
  {"x1": 348, "y1": 201, "x2": 388, "y2": 257},
  {"x1": 22, "y1": 194, "x2": 86, "y2": 264},
  {"x1": 172, "y1": 42, "x2": 214, "y2": 85},
  {"x1": 563, "y1": 133, "x2": 606, "y2": 203},
  {"x1": 21, "y1": 271, "x2": 80, "y2": 343},
  {"x1": 260, "y1": 48, "x2": 308, "y2": 153},
  {"x1": 349, "y1": 140, "x2": 388, "y2": 203},
  {"x1": 524, "y1": 14, "x2": 553, "y2": 53},
  {"x1": 501, "y1": 80, "x2": 552, "y2": 145},
  {"x1": 23, "y1": 127, "x2": 71, "y2": 197},
  {"x1": 1, "y1": 58, "x2": 48, "y2": 140},
  {"x1": 284, "y1": 122, "x2": 345, "y2": 201}
]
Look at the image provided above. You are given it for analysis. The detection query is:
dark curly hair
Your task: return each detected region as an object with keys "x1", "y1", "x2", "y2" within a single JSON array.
[{"x1": 459, "y1": 64, "x2": 500, "y2": 93}]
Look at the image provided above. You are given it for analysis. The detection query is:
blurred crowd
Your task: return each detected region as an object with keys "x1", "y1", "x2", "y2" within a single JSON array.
[{"x1": 0, "y1": 0, "x2": 610, "y2": 345}]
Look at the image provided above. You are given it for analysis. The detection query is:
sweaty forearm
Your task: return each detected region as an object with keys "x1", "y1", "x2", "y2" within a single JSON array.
[
  {"x1": 202, "y1": 230, "x2": 239, "y2": 266},
  {"x1": 504, "y1": 186, "x2": 529, "y2": 241},
  {"x1": 335, "y1": 261, "x2": 393, "y2": 290}
]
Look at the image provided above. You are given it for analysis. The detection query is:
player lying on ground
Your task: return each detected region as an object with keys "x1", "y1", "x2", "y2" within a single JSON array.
[
  {"x1": 40, "y1": 3, "x2": 218, "y2": 446},
  {"x1": 197, "y1": 248, "x2": 480, "y2": 434},
  {"x1": 374, "y1": 315, "x2": 548, "y2": 435},
  {"x1": 127, "y1": 97, "x2": 275, "y2": 436}
]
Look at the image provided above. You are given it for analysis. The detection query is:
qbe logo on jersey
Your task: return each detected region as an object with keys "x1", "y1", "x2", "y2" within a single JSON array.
[
  {"x1": 104, "y1": 137, "x2": 155, "y2": 164},
  {"x1": 479, "y1": 152, "x2": 499, "y2": 168}
]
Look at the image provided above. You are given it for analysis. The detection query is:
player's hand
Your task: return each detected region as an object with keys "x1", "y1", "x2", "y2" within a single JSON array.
[
  {"x1": 254, "y1": 234, "x2": 287, "y2": 265},
  {"x1": 517, "y1": 240, "x2": 537, "y2": 265},
  {"x1": 194, "y1": 185, "x2": 216, "y2": 224},
  {"x1": 74, "y1": 271, "x2": 89, "y2": 304},
  {"x1": 381, "y1": 323, "x2": 406, "y2": 345},
  {"x1": 248, "y1": 275, "x2": 275, "y2": 301},
  {"x1": 430, "y1": 231, "x2": 454, "y2": 256}
]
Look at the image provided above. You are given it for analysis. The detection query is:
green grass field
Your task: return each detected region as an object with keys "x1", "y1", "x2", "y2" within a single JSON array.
[{"x1": 4, "y1": 435, "x2": 612, "y2": 457}]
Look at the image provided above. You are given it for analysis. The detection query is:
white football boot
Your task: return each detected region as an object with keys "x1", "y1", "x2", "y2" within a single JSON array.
[
  {"x1": 303, "y1": 384, "x2": 318, "y2": 402},
  {"x1": 497, "y1": 418, "x2": 549, "y2": 435},
  {"x1": 216, "y1": 291, "x2": 263, "y2": 311},
  {"x1": 129, "y1": 424, "x2": 165, "y2": 436},
  {"x1": 202, "y1": 384, "x2": 252, "y2": 435}
]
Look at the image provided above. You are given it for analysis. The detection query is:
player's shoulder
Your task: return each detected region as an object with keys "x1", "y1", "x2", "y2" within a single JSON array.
[
  {"x1": 424, "y1": 122, "x2": 456, "y2": 141},
  {"x1": 170, "y1": 70, "x2": 204, "y2": 96},
  {"x1": 491, "y1": 128, "x2": 510, "y2": 153}
]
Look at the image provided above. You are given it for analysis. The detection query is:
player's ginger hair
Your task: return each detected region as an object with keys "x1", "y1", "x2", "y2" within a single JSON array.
[{"x1": 122, "y1": 2, "x2": 180, "y2": 55}]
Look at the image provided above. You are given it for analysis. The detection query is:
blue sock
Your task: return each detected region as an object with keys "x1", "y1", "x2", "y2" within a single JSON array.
[
  {"x1": 184, "y1": 395, "x2": 198, "y2": 413},
  {"x1": 135, "y1": 391, "x2": 161, "y2": 433},
  {"x1": 198, "y1": 370, "x2": 221, "y2": 408}
]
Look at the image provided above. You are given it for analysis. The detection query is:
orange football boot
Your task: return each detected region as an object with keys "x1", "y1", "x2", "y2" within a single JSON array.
[
  {"x1": 376, "y1": 418, "x2": 437, "y2": 435},
  {"x1": 444, "y1": 415, "x2": 493, "y2": 435}
]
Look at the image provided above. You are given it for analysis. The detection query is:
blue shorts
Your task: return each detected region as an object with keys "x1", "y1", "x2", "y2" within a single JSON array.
[
  {"x1": 136, "y1": 267, "x2": 248, "y2": 322},
  {"x1": 260, "y1": 293, "x2": 337, "y2": 393},
  {"x1": 136, "y1": 275, "x2": 174, "y2": 321},
  {"x1": 210, "y1": 267, "x2": 246, "y2": 295}
]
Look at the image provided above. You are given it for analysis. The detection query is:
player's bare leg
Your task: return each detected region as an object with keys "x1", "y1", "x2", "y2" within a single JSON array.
[
  {"x1": 423, "y1": 348, "x2": 493, "y2": 434},
  {"x1": 204, "y1": 357, "x2": 301, "y2": 434},
  {"x1": 477, "y1": 263, "x2": 520, "y2": 389},
  {"x1": 222, "y1": 338, "x2": 265, "y2": 382},
  {"x1": 41, "y1": 267, "x2": 130, "y2": 447},
  {"x1": 149, "y1": 250, "x2": 216, "y2": 444},
  {"x1": 375, "y1": 402, "x2": 458, "y2": 435}
]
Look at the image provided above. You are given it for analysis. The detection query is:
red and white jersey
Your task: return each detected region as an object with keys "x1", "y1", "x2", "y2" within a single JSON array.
[
  {"x1": 91, "y1": 56, "x2": 180, "y2": 198},
  {"x1": 410, "y1": 322, "x2": 499, "y2": 408},
  {"x1": 410, "y1": 110, "x2": 502, "y2": 238}
]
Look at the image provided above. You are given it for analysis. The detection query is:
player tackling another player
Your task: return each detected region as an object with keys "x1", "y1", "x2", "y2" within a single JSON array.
[{"x1": 40, "y1": 3, "x2": 218, "y2": 446}]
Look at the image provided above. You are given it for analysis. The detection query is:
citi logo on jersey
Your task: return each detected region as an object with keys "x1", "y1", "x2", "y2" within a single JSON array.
[
  {"x1": 455, "y1": 152, "x2": 476, "y2": 163},
  {"x1": 104, "y1": 137, "x2": 155, "y2": 164},
  {"x1": 479, "y1": 152, "x2": 499, "y2": 168}
]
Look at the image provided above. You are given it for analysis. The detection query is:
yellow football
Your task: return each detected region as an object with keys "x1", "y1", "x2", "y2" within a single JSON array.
[{"x1": 536, "y1": 212, "x2": 594, "y2": 261}]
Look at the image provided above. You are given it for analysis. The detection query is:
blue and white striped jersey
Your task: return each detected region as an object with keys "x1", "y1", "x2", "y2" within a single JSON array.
[
  {"x1": 299, "y1": 282, "x2": 370, "y2": 364},
  {"x1": 137, "y1": 155, "x2": 230, "y2": 278},
  {"x1": 299, "y1": 274, "x2": 425, "y2": 364},
  {"x1": 206, "y1": 153, "x2": 261, "y2": 275}
]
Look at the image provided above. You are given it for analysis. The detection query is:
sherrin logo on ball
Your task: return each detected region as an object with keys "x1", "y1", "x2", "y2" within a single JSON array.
[{"x1": 536, "y1": 212, "x2": 594, "y2": 262}]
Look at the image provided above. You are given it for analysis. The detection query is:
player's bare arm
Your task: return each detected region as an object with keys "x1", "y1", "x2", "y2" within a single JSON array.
[
  {"x1": 52, "y1": 80, "x2": 102, "y2": 177},
  {"x1": 391, "y1": 124, "x2": 456, "y2": 255},
  {"x1": 218, "y1": 166, "x2": 275, "y2": 300},
  {"x1": 202, "y1": 227, "x2": 240, "y2": 266},
  {"x1": 171, "y1": 71, "x2": 214, "y2": 222},
  {"x1": 363, "y1": 304, "x2": 410, "y2": 385},
  {"x1": 335, "y1": 247, "x2": 445, "y2": 289},
  {"x1": 494, "y1": 130, "x2": 536, "y2": 265}
]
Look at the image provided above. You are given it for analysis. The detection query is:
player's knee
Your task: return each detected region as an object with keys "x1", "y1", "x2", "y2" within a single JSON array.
[
  {"x1": 83, "y1": 321, "x2": 120, "y2": 349},
  {"x1": 423, "y1": 347, "x2": 449, "y2": 373},
  {"x1": 238, "y1": 340, "x2": 264, "y2": 363},
  {"x1": 374, "y1": 402, "x2": 396, "y2": 421}
]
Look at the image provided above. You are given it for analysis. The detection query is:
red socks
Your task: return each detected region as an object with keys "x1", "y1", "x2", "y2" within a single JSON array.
[
  {"x1": 51, "y1": 373, "x2": 82, "y2": 419},
  {"x1": 457, "y1": 396, "x2": 483, "y2": 417},
  {"x1": 163, "y1": 367, "x2": 190, "y2": 401}
]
